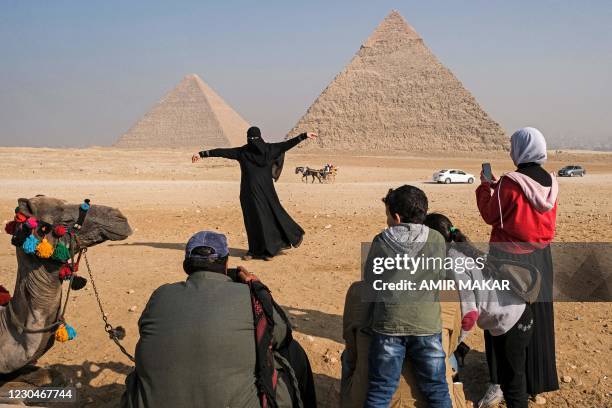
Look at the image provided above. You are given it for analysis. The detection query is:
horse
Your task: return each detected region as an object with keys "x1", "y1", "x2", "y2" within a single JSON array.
[{"x1": 295, "y1": 166, "x2": 323, "y2": 183}]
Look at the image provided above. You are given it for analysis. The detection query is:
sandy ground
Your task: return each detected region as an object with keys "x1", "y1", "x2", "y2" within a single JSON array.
[{"x1": 0, "y1": 147, "x2": 611, "y2": 407}]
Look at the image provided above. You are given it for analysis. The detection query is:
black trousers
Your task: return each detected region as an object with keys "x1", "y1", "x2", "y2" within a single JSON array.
[
  {"x1": 488, "y1": 306, "x2": 533, "y2": 408},
  {"x1": 278, "y1": 340, "x2": 317, "y2": 408}
]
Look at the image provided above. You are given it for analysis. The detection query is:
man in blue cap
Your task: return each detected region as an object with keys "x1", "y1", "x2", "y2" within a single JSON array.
[{"x1": 121, "y1": 231, "x2": 316, "y2": 408}]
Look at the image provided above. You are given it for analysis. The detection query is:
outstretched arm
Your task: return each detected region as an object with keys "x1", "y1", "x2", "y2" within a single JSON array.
[
  {"x1": 268, "y1": 132, "x2": 317, "y2": 158},
  {"x1": 192, "y1": 147, "x2": 241, "y2": 162}
]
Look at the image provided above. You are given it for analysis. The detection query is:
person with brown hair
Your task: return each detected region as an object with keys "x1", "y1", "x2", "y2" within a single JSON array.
[{"x1": 361, "y1": 185, "x2": 452, "y2": 408}]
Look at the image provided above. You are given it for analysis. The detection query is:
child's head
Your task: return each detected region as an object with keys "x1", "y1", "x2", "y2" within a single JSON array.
[
  {"x1": 425, "y1": 212, "x2": 486, "y2": 262},
  {"x1": 382, "y1": 185, "x2": 428, "y2": 226},
  {"x1": 425, "y1": 212, "x2": 474, "y2": 244},
  {"x1": 424, "y1": 213, "x2": 455, "y2": 242}
]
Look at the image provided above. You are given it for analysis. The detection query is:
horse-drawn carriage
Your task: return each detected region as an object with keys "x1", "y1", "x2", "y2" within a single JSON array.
[{"x1": 295, "y1": 164, "x2": 338, "y2": 183}]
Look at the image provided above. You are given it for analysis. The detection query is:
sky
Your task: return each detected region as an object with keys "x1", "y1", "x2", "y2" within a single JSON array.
[{"x1": 1, "y1": 0, "x2": 611, "y2": 149}]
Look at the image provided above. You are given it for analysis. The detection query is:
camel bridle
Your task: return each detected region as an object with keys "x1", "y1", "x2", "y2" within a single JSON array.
[
  {"x1": 6, "y1": 199, "x2": 135, "y2": 362},
  {"x1": 7, "y1": 200, "x2": 91, "y2": 334}
]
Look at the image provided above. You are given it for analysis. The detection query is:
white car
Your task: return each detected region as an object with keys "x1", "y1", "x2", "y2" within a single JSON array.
[{"x1": 433, "y1": 169, "x2": 475, "y2": 184}]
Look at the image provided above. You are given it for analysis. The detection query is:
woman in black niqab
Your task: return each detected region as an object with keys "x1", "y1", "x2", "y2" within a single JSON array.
[{"x1": 192, "y1": 127, "x2": 317, "y2": 260}]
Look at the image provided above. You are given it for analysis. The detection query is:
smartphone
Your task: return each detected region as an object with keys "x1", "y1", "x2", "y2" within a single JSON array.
[
  {"x1": 227, "y1": 268, "x2": 239, "y2": 282},
  {"x1": 482, "y1": 163, "x2": 493, "y2": 181}
]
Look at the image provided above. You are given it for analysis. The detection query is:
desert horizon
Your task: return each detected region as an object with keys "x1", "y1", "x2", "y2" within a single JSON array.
[{"x1": 1, "y1": 147, "x2": 611, "y2": 406}]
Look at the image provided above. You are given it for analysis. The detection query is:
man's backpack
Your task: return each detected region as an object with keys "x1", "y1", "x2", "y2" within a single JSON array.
[{"x1": 248, "y1": 279, "x2": 303, "y2": 408}]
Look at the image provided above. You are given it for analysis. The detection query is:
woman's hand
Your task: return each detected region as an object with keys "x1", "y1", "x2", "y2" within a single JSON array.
[
  {"x1": 480, "y1": 170, "x2": 497, "y2": 186},
  {"x1": 306, "y1": 132, "x2": 317, "y2": 140},
  {"x1": 192, "y1": 154, "x2": 201, "y2": 163}
]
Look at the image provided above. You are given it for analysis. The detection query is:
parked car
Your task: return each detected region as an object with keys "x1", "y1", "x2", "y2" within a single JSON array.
[
  {"x1": 432, "y1": 169, "x2": 475, "y2": 184},
  {"x1": 558, "y1": 165, "x2": 586, "y2": 177}
]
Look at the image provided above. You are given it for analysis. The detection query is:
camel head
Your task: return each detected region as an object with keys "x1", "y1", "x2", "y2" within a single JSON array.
[{"x1": 16, "y1": 196, "x2": 132, "y2": 249}]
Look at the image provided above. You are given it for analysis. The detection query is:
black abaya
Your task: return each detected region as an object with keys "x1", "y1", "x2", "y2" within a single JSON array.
[
  {"x1": 199, "y1": 134, "x2": 307, "y2": 257},
  {"x1": 487, "y1": 246, "x2": 559, "y2": 395}
]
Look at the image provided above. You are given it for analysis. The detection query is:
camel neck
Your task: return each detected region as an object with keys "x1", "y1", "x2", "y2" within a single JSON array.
[{"x1": 14, "y1": 251, "x2": 63, "y2": 314}]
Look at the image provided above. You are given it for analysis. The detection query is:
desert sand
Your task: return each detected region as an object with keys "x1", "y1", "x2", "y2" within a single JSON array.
[{"x1": 0, "y1": 147, "x2": 610, "y2": 407}]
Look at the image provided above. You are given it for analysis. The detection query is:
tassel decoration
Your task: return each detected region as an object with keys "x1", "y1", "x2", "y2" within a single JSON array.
[
  {"x1": 22, "y1": 235, "x2": 40, "y2": 254},
  {"x1": 59, "y1": 264, "x2": 73, "y2": 280},
  {"x1": 4, "y1": 221, "x2": 17, "y2": 235},
  {"x1": 25, "y1": 217, "x2": 38, "y2": 229},
  {"x1": 35, "y1": 238, "x2": 54, "y2": 258},
  {"x1": 53, "y1": 225, "x2": 67, "y2": 237},
  {"x1": 0, "y1": 285, "x2": 10, "y2": 306},
  {"x1": 66, "y1": 324, "x2": 77, "y2": 339},
  {"x1": 52, "y1": 242, "x2": 70, "y2": 262},
  {"x1": 11, "y1": 225, "x2": 30, "y2": 247},
  {"x1": 14, "y1": 213, "x2": 27, "y2": 223},
  {"x1": 55, "y1": 323, "x2": 77, "y2": 342}
]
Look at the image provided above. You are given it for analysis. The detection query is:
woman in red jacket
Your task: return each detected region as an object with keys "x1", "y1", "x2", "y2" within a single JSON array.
[{"x1": 476, "y1": 127, "x2": 559, "y2": 406}]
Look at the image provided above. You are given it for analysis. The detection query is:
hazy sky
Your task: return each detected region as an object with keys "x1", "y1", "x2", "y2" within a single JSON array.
[{"x1": 1, "y1": 1, "x2": 610, "y2": 148}]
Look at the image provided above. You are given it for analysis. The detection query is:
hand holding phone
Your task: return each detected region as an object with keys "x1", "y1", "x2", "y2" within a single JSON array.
[
  {"x1": 227, "y1": 267, "x2": 240, "y2": 282},
  {"x1": 230, "y1": 266, "x2": 258, "y2": 283},
  {"x1": 481, "y1": 162, "x2": 498, "y2": 185},
  {"x1": 482, "y1": 163, "x2": 493, "y2": 181}
]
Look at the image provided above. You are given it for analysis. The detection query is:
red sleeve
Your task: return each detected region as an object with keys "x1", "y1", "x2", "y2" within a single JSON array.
[
  {"x1": 476, "y1": 183, "x2": 500, "y2": 225},
  {"x1": 477, "y1": 178, "x2": 525, "y2": 229}
]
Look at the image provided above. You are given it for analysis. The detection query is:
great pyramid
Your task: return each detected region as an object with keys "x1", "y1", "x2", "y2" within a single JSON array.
[
  {"x1": 115, "y1": 74, "x2": 249, "y2": 148},
  {"x1": 287, "y1": 11, "x2": 508, "y2": 151}
]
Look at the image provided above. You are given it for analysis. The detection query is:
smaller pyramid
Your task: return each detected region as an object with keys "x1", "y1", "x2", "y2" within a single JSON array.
[{"x1": 115, "y1": 74, "x2": 249, "y2": 148}]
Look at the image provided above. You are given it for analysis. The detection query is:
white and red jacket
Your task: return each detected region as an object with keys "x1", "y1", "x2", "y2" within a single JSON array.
[{"x1": 476, "y1": 171, "x2": 559, "y2": 254}]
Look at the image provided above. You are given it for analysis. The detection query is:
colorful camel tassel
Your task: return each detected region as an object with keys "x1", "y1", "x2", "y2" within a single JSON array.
[
  {"x1": 52, "y1": 242, "x2": 70, "y2": 262},
  {"x1": 53, "y1": 225, "x2": 67, "y2": 237},
  {"x1": 0, "y1": 285, "x2": 10, "y2": 306},
  {"x1": 14, "y1": 212, "x2": 27, "y2": 223},
  {"x1": 35, "y1": 238, "x2": 54, "y2": 258},
  {"x1": 25, "y1": 217, "x2": 38, "y2": 229},
  {"x1": 4, "y1": 221, "x2": 17, "y2": 235},
  {"x1": 59, "y1": 264, "x2": 73, "y2": 280},
  {"x1": 55, "y1": 323, "x2": 77, "y2": 342},
  {"x1": 22, "y1": 235, "x2": 40, "y2": 254}
]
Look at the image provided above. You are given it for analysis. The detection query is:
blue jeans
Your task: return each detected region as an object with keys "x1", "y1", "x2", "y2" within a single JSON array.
[{"x1": 365, "y1": 332, "x2": 451, "y2": 408}]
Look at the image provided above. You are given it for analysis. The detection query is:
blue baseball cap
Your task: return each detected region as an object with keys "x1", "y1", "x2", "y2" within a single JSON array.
[{"x1": 185, "y1": 231, "x2": 229, "y2": 260}]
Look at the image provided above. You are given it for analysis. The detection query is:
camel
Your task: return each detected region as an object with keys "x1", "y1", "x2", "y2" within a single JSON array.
[{"x1": 0, "y1": 196, "x2": 132, "y2": 376}]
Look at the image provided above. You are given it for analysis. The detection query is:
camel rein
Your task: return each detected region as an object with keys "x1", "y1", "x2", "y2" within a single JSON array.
[{"x1": 82, "y1": 250, "x2": 135, "y2": 362}]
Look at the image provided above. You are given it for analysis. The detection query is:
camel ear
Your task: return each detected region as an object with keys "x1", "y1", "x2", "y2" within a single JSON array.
[
  {"x1": 17, "y1": 196, "x2": 54, "y2": 219},
  {"x1": 17, "y1": 198, "x2": 35, "y2": 216}
]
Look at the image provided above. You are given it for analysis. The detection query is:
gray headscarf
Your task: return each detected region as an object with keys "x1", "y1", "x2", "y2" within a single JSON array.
[{"x1": 510, "y1": 127, "x2": 547, "y2": 166}]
